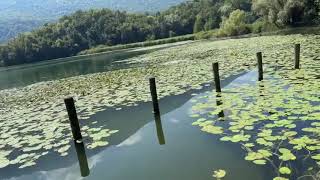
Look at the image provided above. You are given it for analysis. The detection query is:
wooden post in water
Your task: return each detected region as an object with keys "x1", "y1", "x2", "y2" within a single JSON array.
[
  {"x1": 295, "y1": 44, "x2": 300, "y2": 69},
  {"x1": 212, "y1": 63, "x2": 221, "y2": 92},
  {"x1": 257, "y1": 52, "x2": 263, "y2": 81},
  {"x1": 149, "y1": 77, "x2": 165, "y2": 145},
  {"x1": 64, "y1": 97, "x2": 83, "y2": 141},
  {"x1": 149, "y1": 77, "x2": 160, "y2": 116}
]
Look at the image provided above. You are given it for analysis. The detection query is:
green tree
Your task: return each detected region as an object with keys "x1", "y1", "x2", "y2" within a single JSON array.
[
  {"x1": 219, "y1": 9, "x2": 250, "y2": 36},
  {"x1": 252, "y1": 0, "x2": 306, "y2": 26},
  {"x1": 194, "y1": 15, "x2": 205, "y2": 33},
  {"x1": 220, "y1": 0, "x2": 251, "y2": 16},
  {"x1": 204, "y1": 17, "x2": 215, "y2": 31},
  {"x1": 0, "y1": 0, "x2": 319, "y2": 66}
]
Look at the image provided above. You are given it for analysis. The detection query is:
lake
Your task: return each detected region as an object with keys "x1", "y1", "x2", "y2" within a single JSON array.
[
  {"x1": 0, "y1": 41, "x2": 192, "y2": 90},
  {"x1": 0, "y1": 34, "x2": 319, "y2": 180},
  {"x1": 1, "y1": 70, "x2": 274, "y2": 180}
]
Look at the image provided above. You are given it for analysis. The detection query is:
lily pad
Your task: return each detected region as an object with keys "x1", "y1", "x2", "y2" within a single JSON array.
[
  {"x1": 279, "y1": 167, "x2": 291, "y2": 175},
  {"x1": 212, "y1": 169, "x2": 226, "y2": 179}
]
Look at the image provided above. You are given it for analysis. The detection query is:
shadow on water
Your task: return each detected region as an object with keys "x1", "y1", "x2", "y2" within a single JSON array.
[{"x1": 0, "y1": 71, "x2": 247, "y2": 179}]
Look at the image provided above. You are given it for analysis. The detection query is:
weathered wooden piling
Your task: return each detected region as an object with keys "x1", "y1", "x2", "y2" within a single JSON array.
[
  {"x1": 212, "y1": 63, "x2": 222, "y2": 92},
  {"x1": 74, "y1": 140, "x2": 90, "y2": 177},
  {"x1": 149, "y1": 77, "x2": 165, "y2": 145},
  {"x1": 64, "y1": 97, "x2": 83, "y2": 141},
  {"x1": 295, "y1": 44, "x2": 300, "y2": 69},
  {"x1": 149, "y1": 77, "x2": 160, "y2": 116},
  {"x1": 257, "y1": 52, "x2": 263, "y2": 81}
]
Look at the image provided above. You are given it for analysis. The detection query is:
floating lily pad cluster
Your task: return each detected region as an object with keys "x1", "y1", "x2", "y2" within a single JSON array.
[
  {"x1": 0, "y1": 34, "x2": 318, "y2": 170},
  {"x1": 212, "y1": 169, "x2": 227, "y2": 179},
  {"x1": 191, "y1": 62, "x2": 320, "y2": 179}
]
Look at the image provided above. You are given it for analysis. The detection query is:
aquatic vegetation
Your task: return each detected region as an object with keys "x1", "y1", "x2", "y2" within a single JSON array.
[
  {"x1": 191, "y1": 55, "x2": 320, "y2": 179},
  {"x1": 212, "y1": 169, "x2": 226, "y2": 179},
  {"x1": 279, "y1": 167, "x2": 291, "y2": 175},
  {"x1": 273, "y1": 177, "x2": 289, "y2": 180},
  {"x1": 0, "y1": 34, "x2": 319, "y2": 169}
]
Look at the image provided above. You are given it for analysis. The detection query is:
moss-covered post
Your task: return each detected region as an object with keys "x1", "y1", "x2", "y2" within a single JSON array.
[
  {"x1": 257, "y1": 52, "x2": 263, "y2": 81},
  {"x1": 64, "y1": 97, "x2": 83, "y2": 141},
  {"x1": 295, "y1": 44, "x2": 300, "y2": 69},
  {"x1": 212, "y1": 63, "x2": 221, "y2": 92}
]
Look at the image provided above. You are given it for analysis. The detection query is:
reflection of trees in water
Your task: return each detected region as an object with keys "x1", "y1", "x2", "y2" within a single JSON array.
[{"x1": 0, "y1": 43, "x2": 184, "y2": 90}]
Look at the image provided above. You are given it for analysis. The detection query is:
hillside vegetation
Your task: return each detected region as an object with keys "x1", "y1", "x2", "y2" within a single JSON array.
[
  {"x1": 0, "y1": 0, "x2": 185, "y2": 43},
  {"x1": 1, "y1": 0, "x2": 319, "y2": 66},
  {"x1": 0, "y1": 19, "x2": 46, "y2": 43}
]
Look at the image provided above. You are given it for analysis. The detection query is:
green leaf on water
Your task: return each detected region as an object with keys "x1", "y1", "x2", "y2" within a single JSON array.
[
  {"x1": 253, "y1": 159, "x2": 266, "y2": 165},
  {"x1": 311, "y1": 154, "x2": 320, "y2": 160},
  {"x1": 0, "y1": 156, "x2": 10, "y2": 168},
  {"x1": 273, "y1": 177, "x2": 289, "y2": 180},
  {"x1": 245, "y1": 152, "x2": 263, "y2": 161},
  {"x1": 257, "y1": 149, "x2": 272, "y2": 158},
  {"x1": 87, "y1": 141, "x2": 109, "y2": 149},
  {"x1": 279, "y1": 167, "x2": 291, "y2": 175},
  {"x1": 279, "y1": 148, "x2": 296, "y2": 161},
  {"x1": 244, "y1": 143, "x2": 255, "y2": 148},
  {"x1": 212, "y1": 169, "x2": 226, "y2": 179},
  {"x1": 201, "y1": 125, "x2": 224, "y2": 135}
]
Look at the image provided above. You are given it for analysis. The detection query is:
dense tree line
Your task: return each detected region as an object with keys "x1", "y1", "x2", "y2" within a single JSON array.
[
  {"x1": 0, "y1": 0, "x2": 186, "y2": 44},
  {"x1": 1, "y1": 0, "x2": 320, "y2": 66}
]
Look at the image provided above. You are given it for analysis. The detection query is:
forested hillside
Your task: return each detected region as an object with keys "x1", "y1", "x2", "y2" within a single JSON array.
[
  {"x1": 0, "y1": 0, "x2": 185, "y2": 43},
  {"x1": 1, "y1": 0, "x2": 319, "y2": 66},
  {"x1": 0, "y1": 19, "x2": 46, "y2": 43},
  {"x1": 0, "y1": 0, "x2": 185, "y2": 18}
]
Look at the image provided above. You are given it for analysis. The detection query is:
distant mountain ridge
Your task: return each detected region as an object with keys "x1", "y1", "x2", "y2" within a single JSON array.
[{"x1": 0, "y1": 0, "x2": 186, "y2": 42}]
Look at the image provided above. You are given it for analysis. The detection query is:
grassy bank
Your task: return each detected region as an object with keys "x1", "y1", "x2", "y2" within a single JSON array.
[
  {"x1": 78, "y1": 34, "x2": 195, "y2": 55},
  {"x1": 194, "y1": 26, "x2": 320, "y2": 40},
  {"x1": 78, "y1": 26, "x2": 320, "y2": 56}
]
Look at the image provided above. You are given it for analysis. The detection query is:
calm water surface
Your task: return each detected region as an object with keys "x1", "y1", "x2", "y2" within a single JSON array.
[
  {"x1": 1, "y1": 71, "x2": 274, "y2": 180},
  {"x1": 0, "y1": 42, "x2": 275, "y2": 180},
  {"x1": 0, "y1": 42, "x2": 190, "y2": 90}
]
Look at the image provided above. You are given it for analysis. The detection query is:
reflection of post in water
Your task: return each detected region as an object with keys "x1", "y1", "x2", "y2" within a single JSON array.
[
  {"x1": 258, "y1": 83, "x2": 265, "y2": 97},
  {"x1": 154, "y1": 113, "x2": 166, "y2": 145},
  {"x1": 74, "y1": 140, "x2": 90, "y2": 177},
  {"x1": 149, "y1": 77, "x2": 166, "y2": 145},
  {"x1": 216, "y1": 94, "x2": 225, "y2": 118}
]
